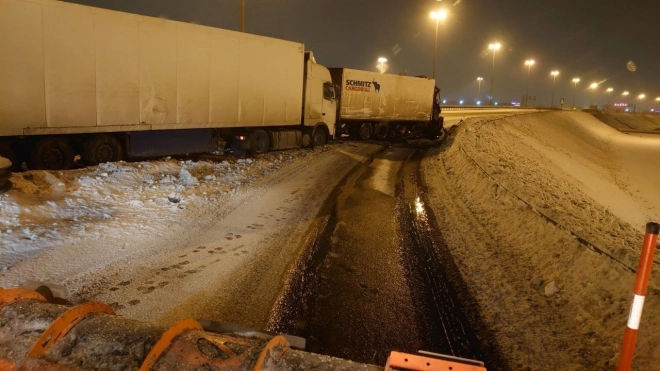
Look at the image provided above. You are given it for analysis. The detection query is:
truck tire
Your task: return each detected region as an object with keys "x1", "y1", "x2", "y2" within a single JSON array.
[
  {"x1": 0, "y1": 156, "x2": 11, "y2": 192},
  {"x1": 28, "y1": 138, "x2": 74, "y2": 171},
  {"x1": 83, "y1": 134, "x2": 123, "y2": 166},
  {"x1": 311, "y1": 126, "x2": 327, "y2": 147},
  {"x1": 358, "y1": 123, "x2": 372, "y2": 140},
  {"x1": 0, "y1": 143, "x2": 20, "y2": 172},
  {"x1": 374, "y1": 123, "x2": 389, "y2": 140},
  {"x1": 249, "y1": 130, "x2": 270, "y2": 155}
]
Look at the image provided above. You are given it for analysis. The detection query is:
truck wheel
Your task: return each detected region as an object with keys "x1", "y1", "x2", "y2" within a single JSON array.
[
  {"x1": 358, "y1": 123, "x2": 372, "y2": 140},
  {"x1": 83, "y1": 134, "x2": 123, "y2": 166},
  {"x1": 0, "y1": 143, "x2": 21, "y2": 171},
  {"x1": 374, "y1": 123, "x2": 389, "y2": 140},
  {"x1": 249, "y1": 130, "x2": 270, "y2": 155},
  {"x1": 28, "y1": 138, "x2": 74, "y2": 170},
  {"x1": 311, "y1": 127, "x2": 327, "y2": 147}
]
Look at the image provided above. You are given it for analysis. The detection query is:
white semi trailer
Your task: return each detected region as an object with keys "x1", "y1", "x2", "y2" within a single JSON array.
[
  {"x1": 0, "y1": 0, "x2": 439, "y2": 171},
  {"x1": 329, "y1": 68, "x2": 440, "y2": 141}
]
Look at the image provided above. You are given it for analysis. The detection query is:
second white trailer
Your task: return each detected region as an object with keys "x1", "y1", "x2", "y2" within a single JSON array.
[{"x1": 329, "y1": 68, "x2": 440, "y2": 140}]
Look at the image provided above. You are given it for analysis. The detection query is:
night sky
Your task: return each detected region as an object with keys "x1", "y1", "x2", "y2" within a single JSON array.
[{"x1": 65, "y1": 0, "x2": 660, "y2": 108}]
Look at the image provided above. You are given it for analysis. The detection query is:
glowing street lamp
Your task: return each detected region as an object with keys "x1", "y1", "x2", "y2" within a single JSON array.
[
  {"x1": 589, "y1": 82, "x2": 598, "y2": 106},
  {"x1": 571, "y1": 78, "x2": 580, "y2": 108},
  {"x1": 377, "y1": 57, "x2": 388, "y2": 74},
  {"x1": 430, "y1": 9, "x2": 448, "y2": 81},
  {"x1": 637, "y1": 94, "x2": 646, "y2": 113},
  {"x1": 524, "y1": 59, "x2": 535, "y2": 107},
  {"x1": 550, "y1": 70, "x2": 559, "y2": 107},
  {"x1": 476, "y1": 77, "x2": 483, "y2": 104},
  {"x1": 488, "y1": 42, "x2": 501, "y2": 106}
]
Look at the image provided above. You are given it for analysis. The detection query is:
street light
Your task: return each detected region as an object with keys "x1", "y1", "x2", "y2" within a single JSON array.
[
  {"x1": 606, "y1": 87, "x2": 613, "y2": 110},
  {"x1": 571, "y1": 78, "x2": 580, "y2": 108},
  {"x1": 488, "y1": 42, "x2": 501, "y2": 106},
  {"x1": 430, "y1": 9, "x2": 447, "y2": 81},
  {"x1": 550, "y1": 70, "x2": 559, "y2": 107},
  {"x1": 637, "y1": 94, "x2": 646, "y2": 113},
  {"x1": 589, "y1": 82, "x2": 598, "y2": 106},
  {"x1": 377, "y1": 57, "x2": 388, "y2": 74},
  {"x1": 240, "y1": 0, "x2": 245, "y2": 32},
  {"x1": 524, "y1": 59, "x2": 535, "y2": 107},
  {"x1": 477, "y1": 77, "x2": 483, "y2": 104}
]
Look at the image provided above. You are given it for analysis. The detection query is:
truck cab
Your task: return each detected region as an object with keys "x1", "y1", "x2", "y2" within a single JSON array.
[{"x1": 303, "y1": 52, "x2": 337, "y2": 142}]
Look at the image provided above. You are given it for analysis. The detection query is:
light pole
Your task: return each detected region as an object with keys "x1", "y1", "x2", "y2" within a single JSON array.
[
  {"x1": 606, "y1": 87, "x2": 613, "y2": 111},
  {"x1": 240, "y1": 0, "x2": 245, "y2": 32},
  {"x1": 524, "y1": 59, "x2": 535, "y2": 107},
  {"x1": 477, "y1": 77, "x2": 483, "y2": 104},
  {"x1": 622, "y1": 91, "x2": 629, "y2": 111},
  {"x1": 637, "y1": 94, "x2": 646, "y2": 113},
  {"x1": 572, "y1": 78, "x2": 580, "y2": 109},
  {"x1": 550, "y1": 70, "x2": 559, "y2": 107},
  {"x1": 377, "y1": 57, "x2": 388, "y2": 74},
  {"x1": 429, "y1": 9, "x2": 447, "y2": 81},
  {"x1": 488, "y1": 42, "x2": 501, "y2": 106},
  {"x1": 589, "y1": 82, "x2": 598, "y2": 107}
]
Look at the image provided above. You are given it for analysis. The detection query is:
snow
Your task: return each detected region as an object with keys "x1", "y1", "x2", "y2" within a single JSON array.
[
  {"x1": 0, "y1": 151, "x2": 313, "y2": 285},
  {"x1": 421, "y1": 111, "x2": 659, "y2": 369},
  {"x1": 0, "y1": 157, "x2": 11, "y2": 169}
]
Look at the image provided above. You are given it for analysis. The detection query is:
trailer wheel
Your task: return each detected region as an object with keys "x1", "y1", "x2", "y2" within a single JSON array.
[
  {"x1": 249, "y1": 130, "x2": 270, "y2": 155},
  {"x1": 83, "y1": 134, "x2": 123, "y2": 166},
  {"x1": 28, "y1": 138, "x2": 74, "y2": 170},
  {"x1": 311, "y1": 126, "x2": 328, "y2": 147},
  {"x1": 358, "y1": 123, "x2": 372, "y2": 140},
  {"x1": 374, "y1": 123, "x2": 389, "y2": 140}
]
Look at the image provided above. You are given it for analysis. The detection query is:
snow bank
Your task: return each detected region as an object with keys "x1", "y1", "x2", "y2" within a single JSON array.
[
  {"x1": 0, "y1": 150, "x2": 304, "y2": 280},
  {"x1": 422, "y1": 111, "x2": 659, "y2": 369}
]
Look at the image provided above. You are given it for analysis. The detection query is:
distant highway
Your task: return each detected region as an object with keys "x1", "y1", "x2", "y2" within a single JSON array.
[{"x1": 442, "y1": 108, "x2": 542, "y2": 128}]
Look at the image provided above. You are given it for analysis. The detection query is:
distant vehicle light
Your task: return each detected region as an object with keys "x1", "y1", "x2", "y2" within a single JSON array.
[
  {"x1": 442, "y1": 100, "x2": 447, "y2": 104},
  {"x1": 476, "y1": 101, "x2": 481, "y2": 105},
  {"x1": 495, "y1": 102, "x2": 499, "y2": 105},
  {"x1": 459, "y1": 100, "x2": 464, "y2": 104}
]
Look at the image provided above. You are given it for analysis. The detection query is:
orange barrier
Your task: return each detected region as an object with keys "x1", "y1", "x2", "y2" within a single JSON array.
[
  {"x1": 617, "y1": 222, "x2": 659, "y2": 371},
  {"x1": 0, "y1": 287, "x2": 486, "y2": 371}
]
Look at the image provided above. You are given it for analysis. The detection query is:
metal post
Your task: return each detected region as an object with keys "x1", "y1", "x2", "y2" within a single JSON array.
[
  {"x1": 477, "y1": 80, "x2": 481, "y2": 104},
  {"x1": 617, "y1": 222, "x2": 659, "y2": 371},
  {"x1": 240, "y1": 0, "x2": 245, "y2": 32},
  {"x1": 489, "y1": 52, "x2": 495, "y2": 106},
  {"x1": 551, "y1": 75, "x2": 556, "y2": 107},
  {"x1": 433, "y1": 19, "x2": 438, "y2": 80},
  {"x1": 525, "y1": 65, "x2": 531, "y2": 108},
  {"x1": 573, "y1": 82, "x2": 577, "y2": 109}
]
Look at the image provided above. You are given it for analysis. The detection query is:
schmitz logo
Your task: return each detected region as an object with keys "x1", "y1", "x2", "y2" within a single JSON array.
[{"x1": 346, "y1": 79, "x2": 380, "y2": 92}]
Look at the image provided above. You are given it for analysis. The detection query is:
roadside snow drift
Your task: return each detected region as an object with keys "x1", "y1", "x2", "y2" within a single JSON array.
[
  {"x1": 422, "y1": 111, "x2": 659, "y2": 369},
  {"x1": 0, "y1": 152, "x2": 305, "y2": 282}
]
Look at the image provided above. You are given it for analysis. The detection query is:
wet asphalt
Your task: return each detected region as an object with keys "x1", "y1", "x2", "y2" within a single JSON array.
[{"x1": 270, "y1": 146, "x2": 503, "y2": 367}]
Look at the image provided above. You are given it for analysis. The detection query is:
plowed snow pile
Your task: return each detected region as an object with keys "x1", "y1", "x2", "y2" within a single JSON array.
[
  {"x1": 0, "y1": 150, "x2": 315, "y2": 286},
  {"x1": 422, "y1": 111, "x2": 660, "y2": 369}
]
